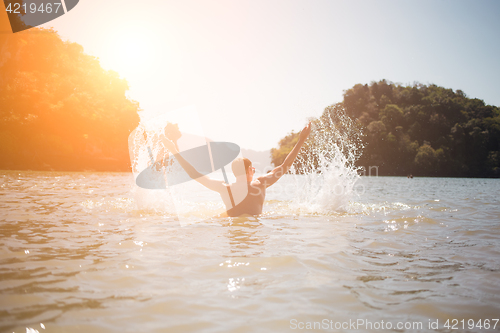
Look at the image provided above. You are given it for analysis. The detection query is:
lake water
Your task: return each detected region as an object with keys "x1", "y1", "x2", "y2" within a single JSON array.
[{"x1": 1, "y1": 171, "x2": 499, "y2": 332}]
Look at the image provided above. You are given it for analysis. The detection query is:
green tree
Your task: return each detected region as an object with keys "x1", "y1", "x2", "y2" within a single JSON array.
[
  {"x1": 0, "y1": 27, "x2": 140, "y2": 171},
  {"x1": 414, "y1": 144, "x2": 437, "y2": 175},
  {"x1": 271, "y1": 80, "x2": 500, "y2": 177}
]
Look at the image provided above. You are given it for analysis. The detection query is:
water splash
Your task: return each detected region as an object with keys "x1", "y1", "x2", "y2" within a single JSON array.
[
  {"x1": 128, "y1": 132, "x2": 227, "y2": 221},
  {"x1": 290, "y1": 104, "x2": 364, "y2": 214},
  {"x1": 128, "y1": 106, "x2": 211, "y2": 218}
]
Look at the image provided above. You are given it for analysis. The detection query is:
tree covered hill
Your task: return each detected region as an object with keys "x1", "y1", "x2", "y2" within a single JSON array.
[
  {"x1": 272, "y1": 80, "x2": 500, "y2": 177},
  {"x1": 0, "y1": 28, "x2": 140, "y2": 171}
]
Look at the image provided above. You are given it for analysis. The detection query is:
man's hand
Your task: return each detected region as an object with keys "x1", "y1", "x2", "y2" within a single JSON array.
[
  {"x1": 299, "y1": 122, "x2": 312, "y2": 142},
  {"x1": 164, "y1": 122, "x2": 182, "y2": 142}
]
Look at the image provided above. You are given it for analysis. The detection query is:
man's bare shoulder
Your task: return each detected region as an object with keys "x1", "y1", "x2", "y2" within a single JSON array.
[
  {"x1": 251, "y1": 179, "x2": 265, "y2": 187},
  {"x1": 256, "y1": 169, "x2": 281, "y2": 187}
]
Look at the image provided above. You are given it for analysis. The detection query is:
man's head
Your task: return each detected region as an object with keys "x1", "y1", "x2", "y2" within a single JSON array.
[{"x1": 231, "y1": 157, "x2": 254, "y2": 180}]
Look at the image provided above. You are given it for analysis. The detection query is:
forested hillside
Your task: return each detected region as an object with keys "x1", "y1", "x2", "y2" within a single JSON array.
[
  {"x1": 272, "y1": 80, "x2": 500, "y2": 177},
  {"x1": 0, "y1": 28, "x2": 140, "y2": 171}
]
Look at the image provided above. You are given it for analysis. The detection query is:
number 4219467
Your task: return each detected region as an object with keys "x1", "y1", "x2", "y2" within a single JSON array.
[
  {"x1": 6, "y1": 2, "x2": 62, "y2": 14},
  {"x1": 444, "y1": 319, "x2": 498, "y2": 330}
]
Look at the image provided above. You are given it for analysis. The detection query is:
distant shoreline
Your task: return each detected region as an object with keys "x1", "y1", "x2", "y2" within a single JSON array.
[{"x1": 1, "y1": 169, "x2": 498, "y2": 179}]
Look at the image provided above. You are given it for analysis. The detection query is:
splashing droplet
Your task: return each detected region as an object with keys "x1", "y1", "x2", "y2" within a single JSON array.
[{"x1": 291, "y1": 105, "x2": 364, "y2": 214}]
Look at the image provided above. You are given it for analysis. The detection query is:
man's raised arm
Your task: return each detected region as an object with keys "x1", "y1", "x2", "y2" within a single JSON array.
[
  {"x1": 160, "y1": 133, "x2": 226, "y2": 193},
  {"x1": 258, "y1": 122, "x2": 311, "y2": 187}
]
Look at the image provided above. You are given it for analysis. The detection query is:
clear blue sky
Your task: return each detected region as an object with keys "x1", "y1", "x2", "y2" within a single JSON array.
[{"x1": 39, "y1": 0, "x2": 500, "y2": 151}]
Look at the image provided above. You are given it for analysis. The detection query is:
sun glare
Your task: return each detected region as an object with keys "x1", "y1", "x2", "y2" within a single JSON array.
[
  {"x1": 96, "y1": 23, "x2": 187, "y2": 108},
  {"x1": 101, "y1": 26, "x2": 159, "y2": 82}
]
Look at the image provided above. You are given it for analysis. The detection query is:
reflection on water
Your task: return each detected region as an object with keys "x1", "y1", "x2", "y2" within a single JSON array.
[
  {"x1": 1, "y1": 171, "x2": 500, "y2": 332},
  {"x1": 222, "y1": 217, "x2": 266, "y2": 257}
]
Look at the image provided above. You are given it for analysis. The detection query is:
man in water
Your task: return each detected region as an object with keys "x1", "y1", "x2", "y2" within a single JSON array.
[{"x1": 161, "y1": 122, "x2": 311, "y2": 217}]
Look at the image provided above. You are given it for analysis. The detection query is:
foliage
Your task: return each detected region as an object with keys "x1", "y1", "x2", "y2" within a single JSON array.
[
  {"x1": 270, "y1": 131, "x2": 299, "y2": 168},
  {"x1": 272, "y1": 80, "x2": 500, "y2": 177},
  {"x1": 0, "y1": 27, "x2": 140, "y2": 171}
]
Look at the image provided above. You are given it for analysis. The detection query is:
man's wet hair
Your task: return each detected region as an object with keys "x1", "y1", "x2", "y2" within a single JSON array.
[{"x1": 231, "y1": 157, "x2": 252, "y2": 177}]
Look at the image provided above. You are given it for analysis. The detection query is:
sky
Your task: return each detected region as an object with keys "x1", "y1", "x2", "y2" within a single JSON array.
[{"x1": 10, "y1": 0, "x2": 500, "y2": 151}]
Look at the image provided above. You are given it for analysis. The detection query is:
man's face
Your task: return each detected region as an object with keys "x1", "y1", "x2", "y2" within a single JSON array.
[{"x1": 248, "y1": 165, "x2": 255, "y2": 179}]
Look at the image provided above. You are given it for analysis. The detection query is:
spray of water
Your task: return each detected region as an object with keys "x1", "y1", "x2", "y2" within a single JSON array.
[
  {"x1": 128, "y1": 124, "x2": 179, "y2": 217},
  {"x1": 289, "y1": 104, "x2": 364, "y2": 214},
  {"x1": 128, "y1": 115, "x2": 226, "y2": 221}
]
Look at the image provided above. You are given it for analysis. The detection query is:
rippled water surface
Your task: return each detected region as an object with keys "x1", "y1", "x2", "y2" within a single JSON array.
[{"x1": 1, "y1": 171, "x2": 499, "y2": 332}]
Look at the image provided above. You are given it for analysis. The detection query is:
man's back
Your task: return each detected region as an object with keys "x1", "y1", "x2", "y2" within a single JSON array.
[{"x1": 221, "y1": 181, "x2": 266, "y2": 217}]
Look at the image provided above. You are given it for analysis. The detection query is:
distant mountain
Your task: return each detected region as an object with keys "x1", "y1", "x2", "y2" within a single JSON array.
[
  {"x1": 180, "y1": 134, "x2": 272, "y2": 174},
  {"x1": 241, "y1": 149, "x2": 272, "y2": 173}
]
